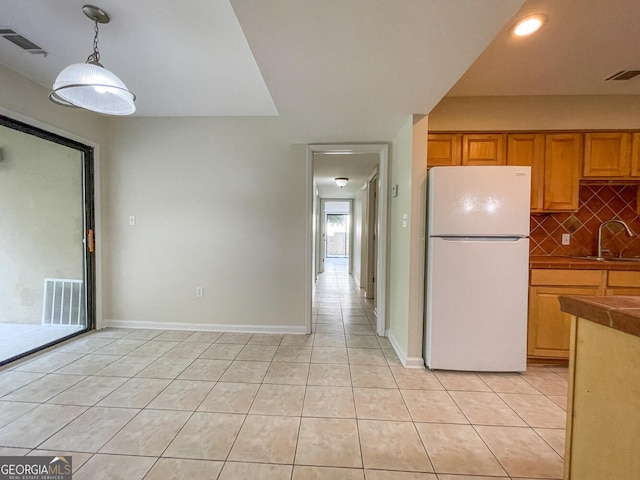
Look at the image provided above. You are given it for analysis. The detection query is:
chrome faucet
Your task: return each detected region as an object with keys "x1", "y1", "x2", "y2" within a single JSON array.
[{"x1": 597, "y1": 219, "x2": 635, "y2": 258}]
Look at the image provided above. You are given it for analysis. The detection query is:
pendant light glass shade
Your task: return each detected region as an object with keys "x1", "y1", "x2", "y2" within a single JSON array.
[
  {"x1": 52, "y1": 62, "x2": 136, "y2": 115},
  {"x1": 50, "y1": 5, "x2": 135, "y2": 115}
]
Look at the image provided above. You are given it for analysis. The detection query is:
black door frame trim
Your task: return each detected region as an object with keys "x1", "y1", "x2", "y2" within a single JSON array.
[{"x1": 0, "y1": 114, "x2": 96, "y2": 366}]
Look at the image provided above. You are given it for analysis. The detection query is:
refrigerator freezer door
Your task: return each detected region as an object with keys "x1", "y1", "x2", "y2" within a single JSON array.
[
  {"x1": 428, "y1": 166, "x2": 531, "y2": 237},
  {"x1": 425, "y1": 236, "x2": 529, "y2": 372}
]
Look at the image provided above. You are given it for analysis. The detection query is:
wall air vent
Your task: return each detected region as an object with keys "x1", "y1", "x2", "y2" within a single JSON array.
[
  {"x1": 0, "y1": 28, "x2": 47, "y2": 56},
  {"x1": 605, "y1": 70, "x2": 640, "y2": 81}
]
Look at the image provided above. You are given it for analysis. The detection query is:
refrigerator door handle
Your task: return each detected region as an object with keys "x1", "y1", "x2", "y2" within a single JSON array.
[{"x1": 435, "y1": 236, "x2": 527, "y2": 242}]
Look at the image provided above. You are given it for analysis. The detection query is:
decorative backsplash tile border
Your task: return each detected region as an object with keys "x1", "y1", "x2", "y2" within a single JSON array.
[{"x1": 530, "y1": 185, "x2": 640, "y2": 257}]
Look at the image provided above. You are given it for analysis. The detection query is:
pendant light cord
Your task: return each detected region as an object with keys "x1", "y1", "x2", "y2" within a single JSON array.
[{"x1": 85, "y1": 19, "x2": 101, "y2": 65}]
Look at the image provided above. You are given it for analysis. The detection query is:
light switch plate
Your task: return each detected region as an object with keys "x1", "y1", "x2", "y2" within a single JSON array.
[{"x1": 562, "y1": 233, "x2": 570, "y2": 245}]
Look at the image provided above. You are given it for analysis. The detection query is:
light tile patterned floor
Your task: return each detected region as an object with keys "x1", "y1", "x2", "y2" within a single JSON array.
[{"x1": 0, "y1": 258, "x2": 567, "y2": 479}]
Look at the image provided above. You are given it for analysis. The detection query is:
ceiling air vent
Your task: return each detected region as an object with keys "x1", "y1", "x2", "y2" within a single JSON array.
[
  {"x1": 0, "y1": 28, "x2": 47, "y2": 56},
  {"x1": 605, "y1": 70, "x2": 640, "y2": 81}
]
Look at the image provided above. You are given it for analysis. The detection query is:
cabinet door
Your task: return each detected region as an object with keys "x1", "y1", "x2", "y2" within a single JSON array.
[
  {"x1": 462, "y1": 134, "x2": 506, "y2": 166},
  {"x1": 631, "y1": 133, "x2": 640, "y2": 177},
  {"x1": 528, "y1": 285, "x2": 601, "y2": 359},
  {"x1": 427, "y1": 134, "x2": 461, "y2": 167},
  {"x1": 507, "y1": 134, "x2": 545, "y2": 211},
  {"x1": 543, "y1": 134, "x2": 582, "y2": 211},
  {"x1": 583, "y1": 133, "x2": 631, "y2": 177}
]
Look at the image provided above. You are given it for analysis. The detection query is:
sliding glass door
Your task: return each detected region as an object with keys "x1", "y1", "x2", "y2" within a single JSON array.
[{"x1": 0, "y1": 115, "x2": 95, "y2": 365}]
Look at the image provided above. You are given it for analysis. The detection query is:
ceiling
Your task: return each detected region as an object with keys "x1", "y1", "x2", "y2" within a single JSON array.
[
  {"x1": 314, "y1": 153, "x2": 379, "y2": 199},
  {"x1": 0, "y1": 0, "x2": 523, "y2": 143},
  {"x1": 448, "y1": 0, "x2": 640, "y2": 97},
  {"x1": 2, "y1": 0, "x2": 639, "y2": 189}
]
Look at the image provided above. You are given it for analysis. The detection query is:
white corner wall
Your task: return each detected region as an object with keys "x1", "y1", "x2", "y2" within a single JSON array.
[
  {"x1": 102, "y1": 117, "x2": 308, "y2": 332},
  {"x1": 386, "y1": 115, "x2": 428, "y2": 367},
  {"x1": 387, "y1": 117, "x2": 413, "y2": 362}
]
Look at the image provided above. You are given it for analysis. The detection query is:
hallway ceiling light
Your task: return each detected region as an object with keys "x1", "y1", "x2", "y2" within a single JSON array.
[
  {"x1": 49, "y1": 5, "x2": 136, "y2": 115},
  {"x1": 335, "y1": 177, "x2": 349, "y2": 188}
]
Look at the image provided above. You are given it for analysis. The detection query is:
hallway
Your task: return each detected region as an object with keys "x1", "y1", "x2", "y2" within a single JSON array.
[{"x1": 0, "y1": 258, "x2": 567, "y2": 479}]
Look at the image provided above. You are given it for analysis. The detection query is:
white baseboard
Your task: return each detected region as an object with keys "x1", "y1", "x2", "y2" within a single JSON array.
[
  {"x1": 102, "y1": 319, "x2": 307, "y2": 335},
  {"x1": 387, "y1": 329, "x2": 425, "y2": 369}
]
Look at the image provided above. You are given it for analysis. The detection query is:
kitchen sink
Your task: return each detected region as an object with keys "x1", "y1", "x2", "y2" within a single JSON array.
[{"x1": 569, "y1": 256, "x2": 640, "y2": 262}]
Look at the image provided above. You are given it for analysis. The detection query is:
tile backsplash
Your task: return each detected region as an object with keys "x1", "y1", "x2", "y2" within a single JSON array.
[{"x1": 530, "y1": 185, "x2": 640, "y2": 257}]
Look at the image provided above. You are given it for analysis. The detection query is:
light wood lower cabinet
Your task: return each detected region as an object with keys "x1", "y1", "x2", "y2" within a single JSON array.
[
  {"x1": 528, "y1": 269, "x2": 604, "y2": 361},
  {"x1": 528, "y1": 285, "x2": 602, "y2": 359},
  {"x1": 528, "y1": 268, "x2": 640, "y2": 361}
]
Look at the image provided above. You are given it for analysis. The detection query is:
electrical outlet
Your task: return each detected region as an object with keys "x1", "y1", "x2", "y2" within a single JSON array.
[
  {"x1": 128, "y1": 215, "x2": 136, "y2": 226},
  {"x1": 195, "y1": 287, "x2": 203, "y2": 298},
  {"x1": 562, "y1": 233, "x2": 570, "y2": 245}
]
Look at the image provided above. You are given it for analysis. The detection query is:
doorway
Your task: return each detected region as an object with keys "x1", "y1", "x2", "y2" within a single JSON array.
[
  {"x1": 0, "y1": 115, "x2": 96, "y2": 365},
  {"x1": 325, "y1": 214, "x2": 350, "y2": 258},
  {"x1": 306, "y1": 144, "x2": 389, "y2": 336}
]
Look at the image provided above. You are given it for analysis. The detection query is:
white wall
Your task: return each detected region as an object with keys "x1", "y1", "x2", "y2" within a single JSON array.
[
  {"x1": 0, "y1": 127, "x2": 84, "y2": 323},
  {"x1": 429, "y1": 95, "x2": 640, "y2": 131},
  {"x1": 102, "y1": 117, "x2": 308, "y2": 331}
]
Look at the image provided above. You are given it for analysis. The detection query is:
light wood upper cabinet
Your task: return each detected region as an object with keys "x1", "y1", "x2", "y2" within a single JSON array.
[
  {"x1": 461, "y1": 134, "x2": 506, "y2": 166},
  {"x1": 583, "y1": 132, "x2": 631, "y2": 177},
  {"x1": 543, "y1": 134, "x2": 582, "y2": 211},
  {"x1": 507, "y1": 134, "x2": 545, "y2": 211},
  {"x1": 427, "y1": 134, "x2": 461, "y2": 168}
]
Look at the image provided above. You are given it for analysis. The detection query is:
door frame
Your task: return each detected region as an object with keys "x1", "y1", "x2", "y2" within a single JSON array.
[
  {"x1": 364, "y1": 168, "x2": 378, "y2": 300},
  {"x1": 320, "y1": 199, "x2": 353, "y2": 266},
  {"x1": 306, "y1": 144, "x2": 388, "y2": 336}
]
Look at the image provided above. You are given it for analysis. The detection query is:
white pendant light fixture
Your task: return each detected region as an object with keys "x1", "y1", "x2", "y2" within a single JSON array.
[
  {"x1": 335, "y1": 177, "x2": 349, "y2": 188},
  {"x1": 50, "y1": 5, "x2": 136, "y2": 115}
]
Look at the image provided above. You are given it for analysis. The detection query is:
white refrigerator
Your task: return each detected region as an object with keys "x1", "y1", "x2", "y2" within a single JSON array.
[{"x1": 424, "y1": 166, "x2": 531, "y2": 372}]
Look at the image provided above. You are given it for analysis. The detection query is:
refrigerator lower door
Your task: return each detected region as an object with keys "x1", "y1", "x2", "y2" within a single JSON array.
[{"x1": 425, "y1": 236, "x2": 529, "y2": 372}]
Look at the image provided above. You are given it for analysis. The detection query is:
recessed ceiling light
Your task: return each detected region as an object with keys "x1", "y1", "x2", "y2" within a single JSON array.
[{"x1": 511, "y1": 14, "x2": 547, "y2": 37}]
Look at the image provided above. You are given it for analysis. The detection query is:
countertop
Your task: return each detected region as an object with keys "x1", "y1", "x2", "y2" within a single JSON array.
[
  {"x1": 558, "y1": 295, "x2": 640, "y2": 338},
  {"x1": 530, "y1": 255, "x2": 640, "y2": 270}
]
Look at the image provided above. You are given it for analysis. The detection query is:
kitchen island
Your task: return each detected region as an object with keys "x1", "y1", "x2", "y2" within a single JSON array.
[{"x1": 558, "y1": 295, "x2": 640, "y2": 480}]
